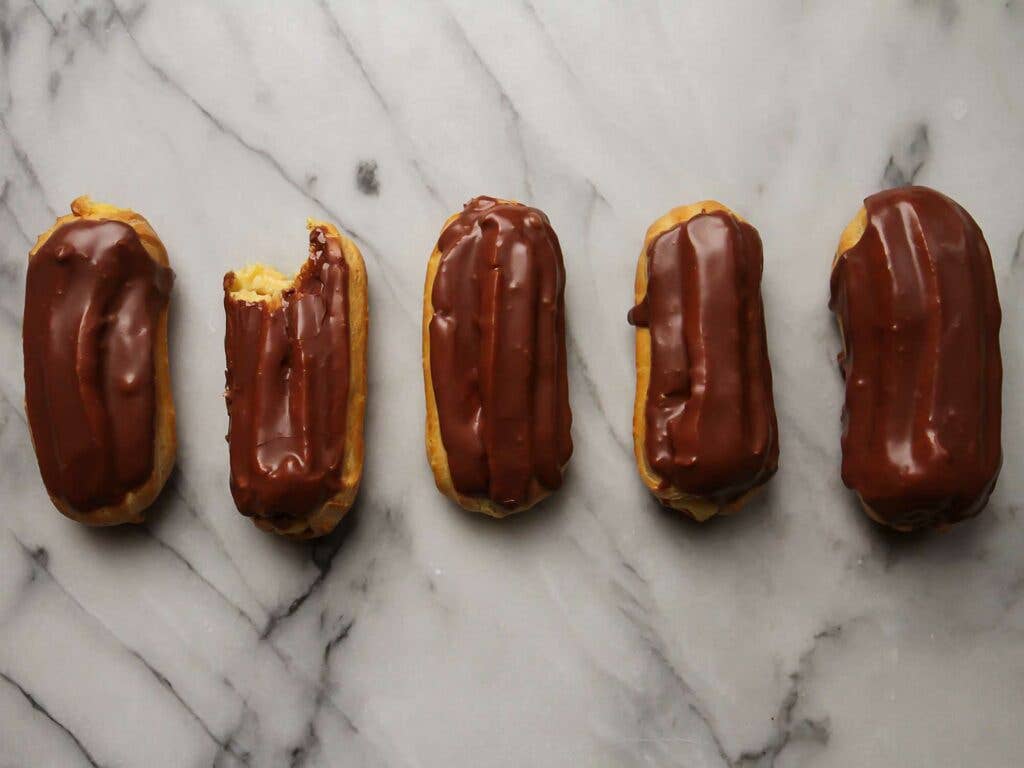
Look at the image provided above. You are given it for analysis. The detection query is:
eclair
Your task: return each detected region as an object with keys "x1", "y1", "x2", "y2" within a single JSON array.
[
  {"x1": 23, "y1": 196, "x2": 176, "y2": 525},
  {"x1": 423, "y1": 196, "x2": 573, "y2": 516},
  {"x1": 223, "y1": 220, "x2": 367, "y2": 539},
  {"x1": 629, "y1": 201, "x2": 779, "y2": 520},
  {"x1": 829, "y1": 186, "x2": 1002, "y2": 531}
]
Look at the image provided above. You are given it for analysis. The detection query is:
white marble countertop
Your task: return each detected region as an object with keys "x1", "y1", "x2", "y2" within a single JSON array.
[{"x1": 1, "y1": 1, "x2": 1022, "y2": 766}]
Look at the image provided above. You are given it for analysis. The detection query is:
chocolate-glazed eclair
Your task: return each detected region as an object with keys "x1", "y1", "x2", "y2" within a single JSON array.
[
  {"x1": 423, "y1": 196, "x2": 572, "y2": 516},
  {"x1": 23, "y1": 196, "x2": 176, "y2": 525},
  {"x1": 830, "y1": 186, "x2": 1002, "y2": 531},
  {"x1": 629, "y1": 201, "x2": 779, "y2": 521},
  {"x1": 224, "y1": 220, "x2": 367, "y2": 539}
]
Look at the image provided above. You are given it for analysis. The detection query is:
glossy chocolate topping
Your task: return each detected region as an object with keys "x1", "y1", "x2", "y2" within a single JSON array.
[
  {"x1": 23, "y1": 218, "x2": 173, "y2": 512},
  {"x1": 629, "y1": 211, "x2": 778, "y2": 503},
  {"x1": 224, "y1": 228, "x2": 351, "y2": 524},
  {"x1": 829, "y1": 186, "x2": 1002, "y2": 529},
  {"x1": 429, "y1": 196, "x2": 572, "y2": 508}
]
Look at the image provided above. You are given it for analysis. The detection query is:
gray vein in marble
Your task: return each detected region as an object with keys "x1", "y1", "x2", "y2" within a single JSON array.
[
  {"x1": 732, "y1": 626, "x2": 838, "y2": 767},
  {"x1": 4, "y1": 528, "x2": 272, "y2": 761},
  {"x1": 608, "y1": 565, "x2": 737, "y2": 765},
  {"x1": 567, "y1": 335, "x2": 631, "y2": 459},
  {"x1": 486, "y1": 5, "x2": 643, "y2": 207},
  {"x1": 0, "y1": 288, "x2": 21, "y2": 327},
  {"x1": 575, "y1": 475, "x2": 839, "y2": 767},
  {"x1": 261, "y1": 563, "x2": 330, "y2": 641},
  {"x1": 96, "y1": 0, "x2": 415, "y2": 325},
  {"x1": 0, "y1": 116, "x2": 57, "y2": 216},
  {"x1": 127, "y1": 645, "x2": 250, "y2": 764},
  {"x1": 261, "y1": 518, "x2": 354, "y2": 640},
  {"x1": 882, "y1": 123, "x2": 931, "y2": 189},
  {"x1": 0, "y1": 534, "x2": 42, "y2": 623},
  {"x1": 520, "y1": 0, "x2": 581, "y2": 88},
  {"x1": 0, "y1": 383, "x2": 27, "y2": 426},
  {"x1": 70, "y1": 5, "x2": 107, "y2": 47},
  {"x1": 0, "y1": 2, "x2": 36, "y2": 93},
  {"x1": 774, "y1": 382, "x2": 833, "y2": 458},
  {"x1": 140, "y1": 520, "x2": 265, "y2": 637},
  {"x1": 0, "y1": 670, "x2": 102, "y2": 767},
  {"x1": 555, "y1": 500, "x2": 730, "y2": 763},
  {"x1": 7, "y1": 532, "x2": 234, "y2": 758},
  {"x1": 999, "y1": 543, "x2": 1024, "y2": 612},
  {"x1": 26, "y1": 0, "x2": 58, "y2": 35},
  {"x1": 570, "y1": 181, "x2": 632, "y2": 458},
  {"x1": 212, "y1": 704, "x2": 256, "y2": 768},
  {"x1": 579, "y1": 177, "x2": 619, "y2": 277},
  {"x1": 256, "y1": 495, "x2": 414, "y2": 673},
  {"x1": 289, "y1": 616, "x2": 357, "y2": 768},
  {"x1": 314, "y1": 0, "x2": 448, "y2": 211},
  {"x1": 439, "y1": 2, "x2": 535, "y2": 199},
  {"x1": 27, "y1": 541, "x2": 47, "y2": 568},
  {"x1": 303, "y1": 607, "x2": 394, "y2": 766},
  {"x1": 16, "y1": 1, "x2": 78, "y2": 104},
  {"x1": 645, "y1": 618, "x2": 837, "y2": 768},
  {"x1": 160, "y1": 471, "x2": 274, "y2": 620},
  {"x1": 583, "y1": 178, "x2": 610, "y2": 232}
]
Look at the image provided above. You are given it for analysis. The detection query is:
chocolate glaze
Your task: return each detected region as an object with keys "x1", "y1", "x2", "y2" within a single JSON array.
[
  {"x1": 629, "y1": 210, "x2": 778, "y2": 504},
  {"x1": 224, "y1": 228, "x2": 351, "y2": 526},
  {"x1": 23, "y1": 218, "x2": 173, "y2": 512},
  {"x1": 429, "y1": 197, "x2": 572, "y2": 508},
  {"x1": 829, "y1": 186, "x2": 1002, "y2": 529}
]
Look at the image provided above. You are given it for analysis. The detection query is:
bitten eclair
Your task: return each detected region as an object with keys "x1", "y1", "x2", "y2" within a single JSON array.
[
  {"x1": 23, "y1": 196, "x2": 176, "y2": 525},
  {"x1": 423, "y1": 196, "x2": 573, "y2": 516},
  {"x1": 829, "y1": 186, "x2": 1002, "y2": 531},
  {"x1": 224, "y1": 220, "x2": 367, "y2": 539},
  {"x1": 629, "y1": 201, "x2": 779, "y2": 520}
]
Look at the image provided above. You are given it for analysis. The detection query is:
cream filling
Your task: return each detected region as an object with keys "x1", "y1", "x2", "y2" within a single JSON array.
[{"x1": 228, "y1": 263, "x2": 293, "y2": 308}]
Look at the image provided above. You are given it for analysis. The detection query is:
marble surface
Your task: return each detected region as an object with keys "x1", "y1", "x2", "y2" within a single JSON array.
[{"x1": 1, "y1": 1, "x2": 1022, "y2": 765}]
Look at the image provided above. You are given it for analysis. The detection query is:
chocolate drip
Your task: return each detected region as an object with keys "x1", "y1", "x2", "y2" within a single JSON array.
[
  {"x1": 429, "y1": 196, "x2": 572, "y2": 508},
  {"x1": 629, "y1": 211, "x2": 778, "y2": 503},
  {"x1": 224, "y1": 228, "x2": 351, "y2": 524},
  {"x1": 829, "y1": 186, "x2": 1002, "y2": 529},
  {"x1": 23, "y1": 219, "x2": 173, "y2": 512}
]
